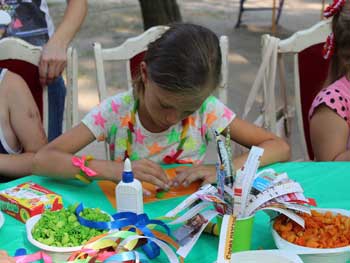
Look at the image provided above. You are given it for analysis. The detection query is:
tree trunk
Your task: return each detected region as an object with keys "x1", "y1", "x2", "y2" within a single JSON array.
[{"x1": 139, "y1": 0, "x2": 182, "y2": 30}]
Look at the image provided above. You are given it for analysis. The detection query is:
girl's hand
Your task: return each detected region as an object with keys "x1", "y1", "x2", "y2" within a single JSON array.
[
  {"x1": 131, "y1": 159, "x2": 170, "y2": 190},
  {"x1": 39, "y1": 40, "x2": 67, "y2": 86},
  {"x1": 172, "y1": 165, "x2": 216, "y2": 187},
  {"x1": 0, "y1": 251, "x2": 15, "y2": 263}
]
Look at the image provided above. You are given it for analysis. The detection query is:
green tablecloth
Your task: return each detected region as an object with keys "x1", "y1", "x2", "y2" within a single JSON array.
[{"x1": 1, "y1": 162, "x2": 350, "y2": 262}]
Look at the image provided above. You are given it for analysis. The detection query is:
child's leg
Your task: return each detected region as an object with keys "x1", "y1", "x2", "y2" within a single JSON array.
[{"x1": 0, "y1": 71, "x2": 47, "y2": 153}]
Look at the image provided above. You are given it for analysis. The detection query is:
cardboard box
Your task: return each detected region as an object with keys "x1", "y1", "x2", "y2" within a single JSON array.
[{"x1": 0, "y1": 182, "x2": 63, "y2": 223}]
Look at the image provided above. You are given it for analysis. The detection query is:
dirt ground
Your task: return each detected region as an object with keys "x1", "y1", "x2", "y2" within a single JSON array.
[{"x1": 48, "y1": 0, "x2": 326, "y2": 161}]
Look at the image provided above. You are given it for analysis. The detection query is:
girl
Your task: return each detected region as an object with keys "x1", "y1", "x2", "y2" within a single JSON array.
[
  {"x1": 0, "y1": 68, "x2": 47, "y2": 182},
  {"x1": 33, "y1": 23, "x2": 290, "y2": 189},
  {"x1": 309, "y1": 0, "x2": 350, "y2": 161}
]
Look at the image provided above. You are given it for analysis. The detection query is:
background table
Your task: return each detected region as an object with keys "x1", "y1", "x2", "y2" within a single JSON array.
[{"x1": 1, "y1": 162, "x2": 350, "y2": 262}]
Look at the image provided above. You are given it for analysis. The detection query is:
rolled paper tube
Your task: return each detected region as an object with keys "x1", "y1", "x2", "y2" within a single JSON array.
[{"x1": 203, "y1": 222, "x2": 220, "y2": 236}]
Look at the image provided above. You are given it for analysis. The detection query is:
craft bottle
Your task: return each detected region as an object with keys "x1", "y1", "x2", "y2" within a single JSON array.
[{"x1": 115, "y1": 158, "x2": 144, "y2": 214}]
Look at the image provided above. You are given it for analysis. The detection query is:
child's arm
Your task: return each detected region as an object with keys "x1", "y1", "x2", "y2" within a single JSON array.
[
  {"x1": 0, "y1": 250, "x2": 15, "y2": 263},
  {"x1": 0, "y1": 71, "x2": 47, "y2": 177},
  {"x1": 174, "y1": 117, "x2": 290, "y2": 186},
  {"x1": 33, "y1": 123, "x2": 169, "y2": 188},
  {"x1": 39, "y1": 0, "x2": 87, "y2": 86},
  {"x1": 310, "y1": 105, "x2": 350, "y2": 161},
  {"x1": 225, "y1": 117, "x2": 290, "y2": 168}
]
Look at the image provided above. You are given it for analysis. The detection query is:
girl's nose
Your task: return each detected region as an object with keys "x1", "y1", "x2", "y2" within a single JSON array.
[{"x1": 166, "y1": 110, "x2": 180, "y2": 125}]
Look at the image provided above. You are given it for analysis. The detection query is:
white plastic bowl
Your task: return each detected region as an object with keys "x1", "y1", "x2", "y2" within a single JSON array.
[
  {"x1": 26, "y1": 214, "x2": 83, "y2": 253},
  {"x1": 272, "y1": 208, "x2": 350, "y2": 263},
  {"x1": 230, "y1": 250, "x2": 303, "y2": 263},
  {"x1": 0, "y1": 211, "x2": 4, "y2": 229},
  {"x1": 26, "y1": 211, "x2": 113, "y2": 252},
  {"x1": 26, "y1": 212, "x2": 113, "y2": 262}
]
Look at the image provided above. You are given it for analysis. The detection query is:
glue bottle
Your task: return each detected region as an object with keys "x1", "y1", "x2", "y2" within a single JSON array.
[{"x1": 115, "y1": 158, "x2": 144, "y2": 214}]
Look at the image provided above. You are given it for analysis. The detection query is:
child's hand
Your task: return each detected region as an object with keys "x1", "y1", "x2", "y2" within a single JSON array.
[
  {"x1": 0, "y1": 251, "x2": 15, "y2": 263},
  {"x1": 173, "y1": 165, "x2": 216, "y2": 187},
  {"x1": 132, "y1": 159, "x2": 170, "y2": 190}
]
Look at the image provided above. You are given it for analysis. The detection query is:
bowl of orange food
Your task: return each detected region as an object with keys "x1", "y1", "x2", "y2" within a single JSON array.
[{"x1": 272, "y1": 208, "x2": 350, "y2": 263}]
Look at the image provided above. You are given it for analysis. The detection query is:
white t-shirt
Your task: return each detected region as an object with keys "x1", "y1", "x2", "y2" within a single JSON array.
[{"x1": 82, "y1": 90, "x2": 236, "y2": 164}]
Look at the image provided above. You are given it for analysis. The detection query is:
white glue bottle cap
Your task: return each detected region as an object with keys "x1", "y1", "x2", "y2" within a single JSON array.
[{"x1": 122, "y1": 158, "x2": 133, "y2": 183}]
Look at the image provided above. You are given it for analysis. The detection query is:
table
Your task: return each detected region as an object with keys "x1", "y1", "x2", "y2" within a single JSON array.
[{"x1": 1, "y1": 162, "x2": 350, "y2": 262}]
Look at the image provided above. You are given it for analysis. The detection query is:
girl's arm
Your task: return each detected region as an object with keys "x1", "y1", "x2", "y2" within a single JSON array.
[
  {"x1": 33, "y1": 123, "x2": 169, "y2": 188},
  {"x1": 39, "y1": 0, "x2": 88, "y2": 85},
  {"x1": 310, "y1": 105, "x2": 350, "y2": 161},
  {"x1": 0, "y1": 72, "x2": 47, "y2": 177},
  {"x1": 227, "y1": 117, "x2": 291, "y2": 169},
  {"x1": 0, "y1": 250, "x2": 15, "y2": 263},
  {"x1": 174, "y1": 117, "x2": 290, "y2": 186}
]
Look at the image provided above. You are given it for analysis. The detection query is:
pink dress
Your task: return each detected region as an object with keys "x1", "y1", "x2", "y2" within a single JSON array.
[{"x1": 309, "y1": 76, "x2": 350, "y2": 148}]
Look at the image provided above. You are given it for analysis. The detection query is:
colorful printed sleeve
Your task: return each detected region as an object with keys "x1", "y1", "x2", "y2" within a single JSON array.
[
  {"x1": 81, "y1": 98, "x2": 114, "y2": 142},
  {"x1": 309, "y1": 86, "x2": 350, "y2": 125},
  {"x1": 200, "y1": 96, "x2": 236, "y2": 133}
]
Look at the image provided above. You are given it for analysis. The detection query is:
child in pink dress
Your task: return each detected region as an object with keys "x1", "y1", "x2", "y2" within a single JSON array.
[{"x1": 309, "y1": 0, "x2": 350, "y2": 161}]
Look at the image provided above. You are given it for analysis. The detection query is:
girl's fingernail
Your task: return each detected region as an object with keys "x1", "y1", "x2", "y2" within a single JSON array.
[
  {"x1": 144, "y1": 191, "x2": 151, "y2": 196},
  {"x1": 183, "y1": 181, "x2": 189, "y2": 187},
  {"x1": 173, "y1": 182, "x2": 179, "y2": 187}
]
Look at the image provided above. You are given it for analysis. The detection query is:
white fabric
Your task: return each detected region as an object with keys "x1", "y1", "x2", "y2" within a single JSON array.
[
  {"x1": 39, "y1": 0, "x2": 54, "y2": 37},
  {"x1": 243, "y1": 36, "x2": 285, "y2": 137}
]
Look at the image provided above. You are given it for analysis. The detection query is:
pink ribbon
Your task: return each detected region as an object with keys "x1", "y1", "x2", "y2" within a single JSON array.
[
  {"x1": 15, "y1": 251, "x2": 52, "y2": 263},
  {"x1": 72, "y1": 155, "x2": 98, "y2": 177},
  {"x1": 68, "y1": 248, "x2": 115, "y2": 262}
]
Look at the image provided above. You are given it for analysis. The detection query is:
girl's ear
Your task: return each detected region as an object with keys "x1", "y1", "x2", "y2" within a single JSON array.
[{"x1": 140, "y1": 61, "x2": 148, "y2": 84}]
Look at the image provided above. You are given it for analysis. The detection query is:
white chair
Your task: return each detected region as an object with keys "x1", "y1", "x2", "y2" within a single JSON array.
[
  {"x1": 65, "y1": 46, "x2": 79, "y2": 130},
  {"x1": 0, "y1": 37, "x2": 78, "y2": 135},
  {"x1": 243, "y1": 19, "x2": 331, "y2": 160},
  {"x1": 94, "y1": 26, "x2": 229, "y2": 159}
]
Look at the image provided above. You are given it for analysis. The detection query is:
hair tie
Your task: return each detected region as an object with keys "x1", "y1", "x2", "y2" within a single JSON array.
[
  {"x1": 323, "y1": 32, "x2": 335, "y2": 60},
  {"x1": 324, "y1": 0, "x2": 346, "y2": 18}
]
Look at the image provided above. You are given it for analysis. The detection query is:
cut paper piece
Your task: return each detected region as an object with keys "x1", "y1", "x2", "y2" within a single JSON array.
[
  {"x1": 98, "y1": 166, "x2": 201, "y2": 207},
  {"x1": 176, "y1": 209, "x2": 218, "y2": 258}
]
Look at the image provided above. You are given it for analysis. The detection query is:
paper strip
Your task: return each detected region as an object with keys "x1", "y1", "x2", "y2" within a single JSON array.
[
  {"x1": 217, "y1": 214, "x2": 236, "y2": 263},
  {"x1": 176, "y1": 210, "x2": 218, "y2": 258},
  {"x1": 119, "y1": 235, "x2": 180, "y2": 263},
  {"x1": 245, "y1": 182, "x2": 303, "y2": 216},
  {"x1": 168, "y1": 202, "x2": 212, "y2": 225},
  {"x1": 165, "y1": 184, "x2": 216, "y2": 217}
]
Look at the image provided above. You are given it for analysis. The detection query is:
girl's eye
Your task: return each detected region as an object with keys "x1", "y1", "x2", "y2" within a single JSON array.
[
  {"x1": 183, "y1": 111, "x2": 194, "y2": 116},
  {"x1": 160, "y1": 103, "x2": 173, "y2": 109}
]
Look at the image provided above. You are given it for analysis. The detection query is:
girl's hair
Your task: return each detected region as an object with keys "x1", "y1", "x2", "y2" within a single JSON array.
[
  {"x1": 326, "y1": 1, "x2": 350, "y2": 85},
  {"x1": 135, "y1": 23, "x2": 222, "y2": 96}
]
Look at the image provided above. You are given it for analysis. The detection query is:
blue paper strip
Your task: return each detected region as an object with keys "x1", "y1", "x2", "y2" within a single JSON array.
[
  {"x1": 103, "y1": 251, "x2": 149, "y2": 263},
  {"x1": 75, "y1": 203, "x2": 172, "y2": 260}
]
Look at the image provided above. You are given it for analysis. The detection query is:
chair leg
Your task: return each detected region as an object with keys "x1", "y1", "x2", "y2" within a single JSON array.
[
  {"x1": 235, "y1": 0, "x2": 246, "y2": 28},
  {"x1": 275, "y1": 0, "x2": 285, "y2": 25}
]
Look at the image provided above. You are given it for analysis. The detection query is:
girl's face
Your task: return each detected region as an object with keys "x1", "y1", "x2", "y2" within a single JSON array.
[
  {"x1": 142, "y1": 82, "x2": 206, "y2": 130},
  {"x1": 139, "y1": 62, "x2": 211, "y2": 131}
]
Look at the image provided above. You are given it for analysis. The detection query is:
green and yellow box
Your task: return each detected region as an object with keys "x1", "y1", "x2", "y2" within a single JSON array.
[{"x1": 0, "y1": 182, "x2": 63, "y2": 223}]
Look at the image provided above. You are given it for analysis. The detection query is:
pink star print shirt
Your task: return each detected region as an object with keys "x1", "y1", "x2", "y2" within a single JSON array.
[
  {"x1": 309, "y1": 76, "x2": 350, "y2": 148},
  {"x1": 82, "y1": 90, "x2": 235, "y2": 164}
]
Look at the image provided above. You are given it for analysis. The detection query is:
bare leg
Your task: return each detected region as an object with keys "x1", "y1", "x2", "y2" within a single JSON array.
[{"x1": 0, "y1": 71, "x2": 47, "y2": 177}]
